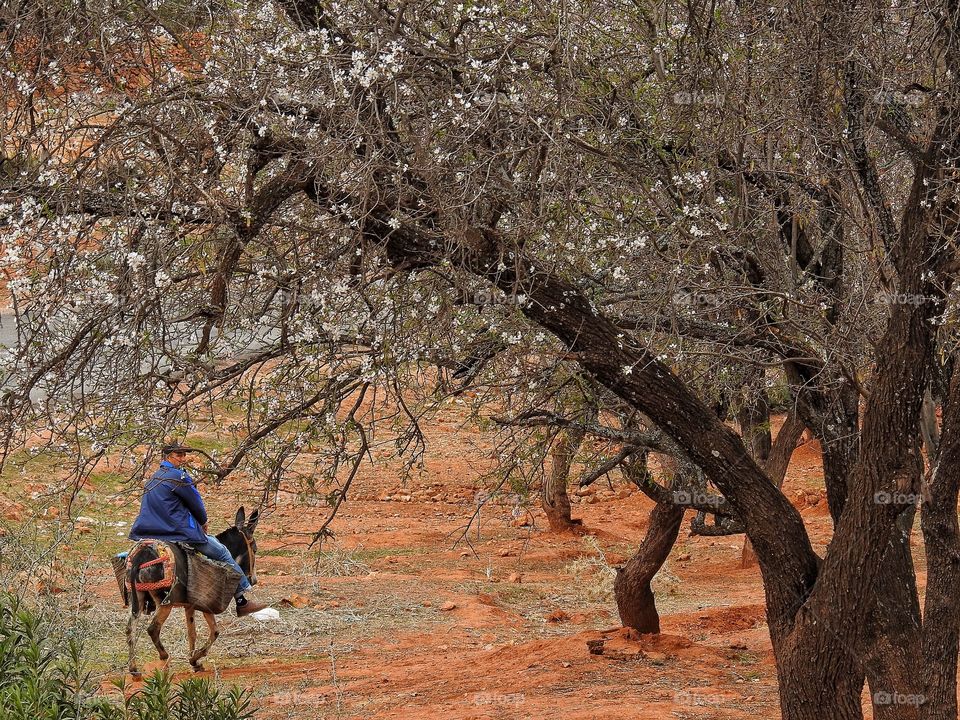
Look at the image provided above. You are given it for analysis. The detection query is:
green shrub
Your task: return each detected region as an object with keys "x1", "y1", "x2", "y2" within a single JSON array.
[
  {"x1": 0, "y1": 593, "x2": 253, "y2": 720},
  {"x1": 108, "y1": 673, "x2": 254, "y2": 720},
  {"x1": 0, "y1": 594, "x2": 94, "y2": 720}
]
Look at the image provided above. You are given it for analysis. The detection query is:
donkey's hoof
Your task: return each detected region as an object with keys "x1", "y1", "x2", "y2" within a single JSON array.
[
  {"x1": 158, "y1": 651, "x2": 169, "y2": 661},
  {"x1": 190, "y1": 663, "x2": 204, "y2": 673},
  {"x1": 129, "y1": 670, "x2": 142, "y2": 679}
]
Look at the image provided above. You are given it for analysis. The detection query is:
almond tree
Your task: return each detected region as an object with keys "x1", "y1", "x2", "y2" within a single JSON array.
[{"x1": 3, "y1": 2, "x2": 960, "y2": 718}]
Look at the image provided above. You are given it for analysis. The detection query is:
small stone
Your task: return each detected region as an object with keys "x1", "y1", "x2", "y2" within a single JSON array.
[
  {"x1": 440, "y1": 601, "x2": 457, "y2": 611},
  {"x1": 507, "y1": 572, "x2": 522, "y2": 583},
  {"x1": 280, "y1": 593, "x2": 310, "y2": 609},
  {"x1": 678, "y1": 553, "x2": 691, "y2": 562},
  {"x1": 546, "y1": 609, "x2": 569, "y2": 623},
  {"x1": 561, "y1": 661, "x2": 571, "y2": 668}
]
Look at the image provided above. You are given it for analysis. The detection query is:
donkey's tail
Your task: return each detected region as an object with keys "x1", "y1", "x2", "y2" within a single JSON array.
[{"x1": 128, "y1": 561, "x2": 141, "y2": 617}]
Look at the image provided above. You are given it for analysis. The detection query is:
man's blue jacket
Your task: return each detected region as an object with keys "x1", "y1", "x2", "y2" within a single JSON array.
[{"x1": 129, "y1": 460, "x2": 208, "y2": 543}]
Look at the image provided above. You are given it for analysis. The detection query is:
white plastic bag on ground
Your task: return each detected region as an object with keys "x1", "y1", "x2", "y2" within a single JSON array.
[{"x1": 248, "y1": 607, "x2": 281, "y2": 621}]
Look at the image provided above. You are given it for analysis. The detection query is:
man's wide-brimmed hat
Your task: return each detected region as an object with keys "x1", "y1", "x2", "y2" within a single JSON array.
[{"x1": 161, "y1": 443, "x2": 198, "y2": 456}]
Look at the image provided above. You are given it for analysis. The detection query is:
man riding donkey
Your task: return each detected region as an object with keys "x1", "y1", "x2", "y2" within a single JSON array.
[{"x1": 129, "y1": 442, "x2": 268, "y2": 616}]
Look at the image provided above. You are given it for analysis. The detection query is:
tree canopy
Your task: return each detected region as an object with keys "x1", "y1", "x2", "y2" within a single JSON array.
[{"x1": 3, "y1": 1, "x2": 960, "y2": 717}]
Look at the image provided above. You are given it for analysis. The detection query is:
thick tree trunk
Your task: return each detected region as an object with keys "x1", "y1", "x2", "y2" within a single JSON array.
[
  {"x1": 920, "y1": 367, "x2": 960, "y2": 720},
  {"x1": 614, "y1": 500, "x2": 683, "y2": 633},
  {"x1": 614, "y1": 454, "x2": 684, "y2": 633},
  {"x1": 775, "y1": 161, "x2": 939, "y2": 718},
  {"x1": 777, "y1": 627, "x2": 866, "y2": 720},
  {"x1": 810, "y1": 386, "x2": 925, "y2": 720},
  {"x1": 542, "y1": 427, "x2": 585, "y2": 532},
  {"x1": 862, "y1": 507, "x2": 923, "y2": 720}
]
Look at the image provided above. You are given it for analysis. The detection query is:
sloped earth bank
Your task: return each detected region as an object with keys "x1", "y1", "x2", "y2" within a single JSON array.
[{"x1": 7, "y1": 410, "x2": 894, "y2": 719}]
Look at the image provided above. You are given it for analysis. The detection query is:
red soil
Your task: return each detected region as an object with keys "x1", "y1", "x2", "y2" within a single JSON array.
[{"x1": 69, "y1": 409, "x2": 892, "y2": 719}]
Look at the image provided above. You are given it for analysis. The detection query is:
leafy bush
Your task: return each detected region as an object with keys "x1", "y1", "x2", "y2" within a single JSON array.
[
  {"x1": 104, "y1": 673, "x2": 254, "y2": 720},
  {"x1": 0, "y1": 593, "x2": 254, "y2": 720},
  {"x1": 0, "y1": 594, "x2": 95, "y2": 720}
]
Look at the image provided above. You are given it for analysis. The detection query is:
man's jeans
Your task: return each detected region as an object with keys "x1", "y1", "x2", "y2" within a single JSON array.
[{"x1": 190, "y1": 534, "x2": 252, "y2": 597}]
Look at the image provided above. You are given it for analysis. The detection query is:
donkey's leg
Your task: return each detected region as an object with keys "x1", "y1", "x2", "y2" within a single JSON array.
[
  {"x1": 126, "y1": 611, "x2": 141, "y2": 677},
  {"x1": 146, "y1": 603, "x2": 173, "y2": 662},
  {"x1": 185, "y1": 608, "x2": 197, "y2": 661},
  {"x1": 189, "y1": 612, "x2": 219, "y2": 671}
]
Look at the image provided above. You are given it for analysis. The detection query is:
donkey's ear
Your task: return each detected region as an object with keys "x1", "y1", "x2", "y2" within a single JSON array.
[
  {"x1": 246, "y1": 509, "x2": 260, "y2": 534},
  {"x1": 235, "y1": 507, "x2": 246, "y2": 528}
]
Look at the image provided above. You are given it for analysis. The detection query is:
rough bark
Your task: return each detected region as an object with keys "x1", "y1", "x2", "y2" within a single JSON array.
[
  {"x1": 791, "y1": 374, "x2": 924, "y2": 718},
  {"x1": 614, "y1": 500, "x2": 684, "y2": 633},
  {"x1": 920, "y1": 366, "x2": 960, "y2": 720},
  {"x1": 800, "y1": 380, "x2": 926, "y2": 720},
  {"x1": 862, "y1": 506, "x2": 923, "y2": 720}
]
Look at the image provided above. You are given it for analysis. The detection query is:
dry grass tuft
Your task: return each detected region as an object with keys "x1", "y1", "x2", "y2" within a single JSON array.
[{"x1": 564, "y1": 537, "x2": 617, "y2": 603}]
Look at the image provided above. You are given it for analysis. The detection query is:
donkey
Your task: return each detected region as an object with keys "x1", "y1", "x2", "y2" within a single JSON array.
[{"x1": 125, "y1": 507, "x2": 260, "y2": 676}]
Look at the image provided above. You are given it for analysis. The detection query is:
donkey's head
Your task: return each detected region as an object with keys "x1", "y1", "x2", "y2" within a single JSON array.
[{"x1": 216, "y1": 507, "x2": 260, "y2": 586}]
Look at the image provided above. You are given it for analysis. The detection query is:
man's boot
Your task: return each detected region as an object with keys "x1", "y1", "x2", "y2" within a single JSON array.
[{"x1": 235, "y1": 595, "x2": 269, "y2": 617}]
